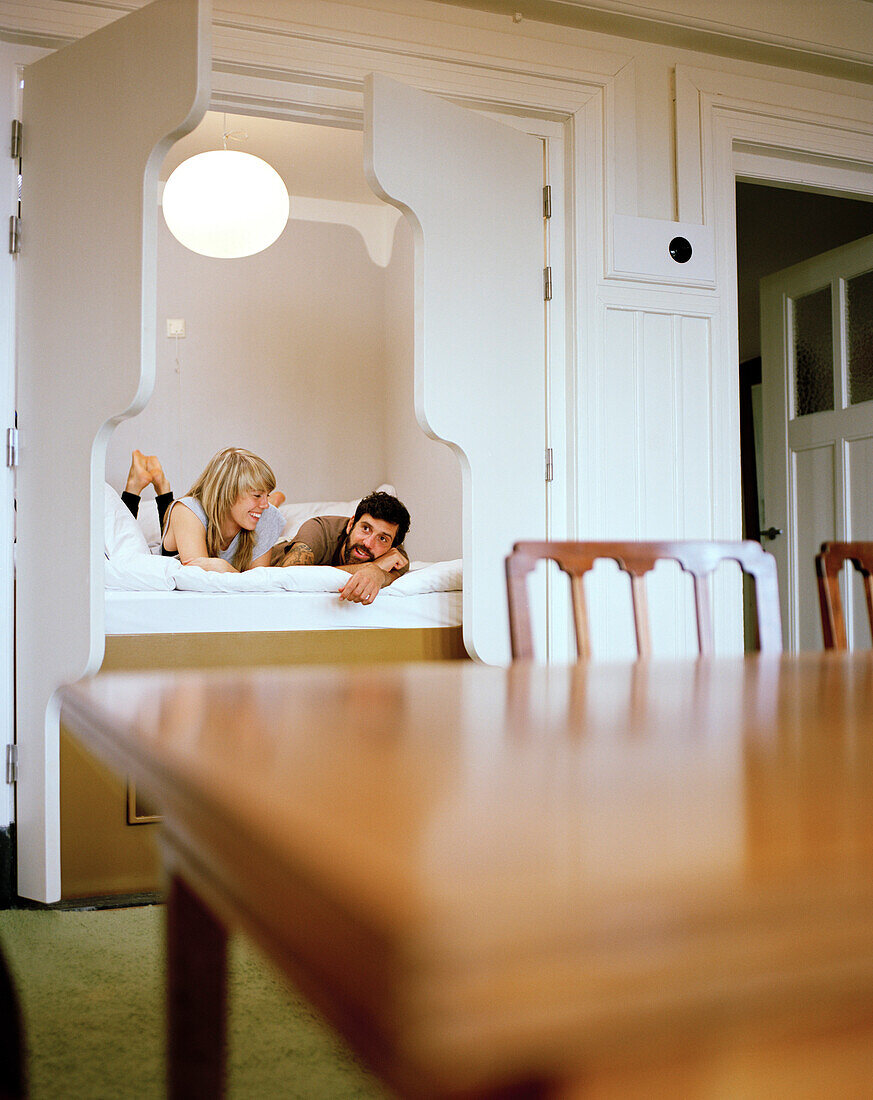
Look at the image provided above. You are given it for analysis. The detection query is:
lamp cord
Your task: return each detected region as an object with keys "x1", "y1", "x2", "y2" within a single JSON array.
[{"x1": 175, "y1": 336, "x2": 183, "y2": 485}]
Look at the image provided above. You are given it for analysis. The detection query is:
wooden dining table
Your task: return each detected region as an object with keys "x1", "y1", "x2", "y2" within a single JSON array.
[{"x1": 59, "y1": 653, "x2": 873, "y2": 1098}]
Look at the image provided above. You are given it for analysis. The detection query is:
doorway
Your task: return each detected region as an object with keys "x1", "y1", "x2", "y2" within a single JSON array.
[{"x1": 735, "y1": 182, "x2": 873, "y2": 647}]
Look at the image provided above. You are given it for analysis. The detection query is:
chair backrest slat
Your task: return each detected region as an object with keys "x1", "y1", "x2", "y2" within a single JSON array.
[
  {"x1": 816, "y1": 542, "x2": 873, "y2": 650},
  {"x1": 628, "y1": 574, "x2": 651, "y2": 658},
  {"x1": 692, "y1": 573, "x2": 714, "y2": 656},
  {"x1": 569, "y1": 574, "x2": 590, "y2": 660},
  {"x1": 506, "y1": 539, "x2": 783, "y2": 661}
]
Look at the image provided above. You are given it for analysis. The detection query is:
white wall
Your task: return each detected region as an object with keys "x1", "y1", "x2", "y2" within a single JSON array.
[
  {"x1": 109, "y1": 216, "x2": 386, "y2": 500},
  {"x1": 107, "y1": 208, "x2": 462, "y2": 562}
]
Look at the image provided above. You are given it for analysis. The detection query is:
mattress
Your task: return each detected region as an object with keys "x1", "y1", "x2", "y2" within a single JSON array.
[
  {"x1": 104, "y1": 556, "x2": 463, "y2": 635},
  {"x1": 103, "y1": 485, "x2": 463, "y2": 636},
  {"x1": 105, "y1": 587, "x2": 463, "y2": 634}
]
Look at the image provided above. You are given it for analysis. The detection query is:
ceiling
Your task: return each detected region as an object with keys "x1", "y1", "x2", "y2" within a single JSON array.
[{"x1": 159, "y1": 111, "x2": 384, "y2": 207}]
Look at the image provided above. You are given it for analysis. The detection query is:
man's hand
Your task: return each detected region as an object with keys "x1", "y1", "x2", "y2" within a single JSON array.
[
  {"x1": 339, "y1": 562, "x2": 389, "y2": 604},
  {"x1": 339, "y1": 547, "x2": 408, "y2": 602},
  {"x1": 373, "y1": 548, "x2": 408, "y2": 574}
]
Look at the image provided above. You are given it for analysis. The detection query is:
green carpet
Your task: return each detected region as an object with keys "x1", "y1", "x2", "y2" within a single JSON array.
[{"x1": 0, "y1": 905, "x2": 385, "y2": 1099}]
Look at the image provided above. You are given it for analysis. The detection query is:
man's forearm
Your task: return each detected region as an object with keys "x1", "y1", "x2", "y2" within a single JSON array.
[{"x1": 276, "y1": 542, "x2": 315, "y2": 567}]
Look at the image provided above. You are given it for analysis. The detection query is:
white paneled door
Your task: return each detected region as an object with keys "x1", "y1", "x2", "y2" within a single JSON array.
[
  {"x1": 365, "y1": 75, "x2": 546, "y2": 665},
  {"x1": 15, "y1": 0, "x2": 209, "y2": 902},
  {"x1": 761, "y1": 232, "x2": 873, "y2": 652}
]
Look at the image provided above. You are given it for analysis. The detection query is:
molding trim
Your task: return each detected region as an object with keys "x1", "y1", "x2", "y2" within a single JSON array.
[
  {"x1": 676, "y1": 64, "x2": 873, "y2": 225},
  {"x1": 8, "y1": 0, "x2": 873, "y2": 86},
  {"x1": 0, "y1": 0, "x2": 627, "y2": 110},
  {"x1": 430, "y1": 0, "x2": 873, "y2": 85},
  {"x1": 674, "y1": 62, "x2": 873, "y2": 603},
  {"x1": 0, "y1": 2, "x2": 621, "y2": 125}
]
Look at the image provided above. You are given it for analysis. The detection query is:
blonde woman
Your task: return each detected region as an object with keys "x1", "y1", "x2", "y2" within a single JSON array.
[{"x1": 162, "y1": 447, "x2": 285, "y2": 573}]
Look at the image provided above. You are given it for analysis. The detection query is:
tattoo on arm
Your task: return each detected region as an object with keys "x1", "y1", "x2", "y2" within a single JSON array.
[{"x1": 281, "y1": 542, "x2": 316, "y2": 567}]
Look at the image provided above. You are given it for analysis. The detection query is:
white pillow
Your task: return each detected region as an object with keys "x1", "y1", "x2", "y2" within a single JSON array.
[
  {"x1": 277, "y1": 483, "x2": 396, "y2": 542},
  {"x1": 105, "y1": 554, "x2": 180, "y2": 591},
  {"x1": 104, "y1": 484, "x2": 150, "y2": 559},
  {"x1": 383, "y1": 559, "x2": 462, "y2": 596}
]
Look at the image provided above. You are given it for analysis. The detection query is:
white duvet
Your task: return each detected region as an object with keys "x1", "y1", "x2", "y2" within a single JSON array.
[
  {"x1": 177, "y1": 560, "x2": 461, "y2": 595},
  {"x1": 103, "y1": 482, "x2": 462, "y2": 597},
  {"x1": 193, "y1": 559, "x2": 459, "y2": 594},
  {"x1": 105, "y1": 554, "x2": 462, "y2": 596}
]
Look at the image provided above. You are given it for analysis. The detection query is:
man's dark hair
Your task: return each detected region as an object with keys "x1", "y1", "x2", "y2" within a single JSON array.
[{"x1": 353, "y1": 491, "x2": 410, "y2": 547}]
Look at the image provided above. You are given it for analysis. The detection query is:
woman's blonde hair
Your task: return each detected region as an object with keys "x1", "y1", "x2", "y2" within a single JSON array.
[{"x1": 185, "y1": 447, "x2": 276, "y2": 571}]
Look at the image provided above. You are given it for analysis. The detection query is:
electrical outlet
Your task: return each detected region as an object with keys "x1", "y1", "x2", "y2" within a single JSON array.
[{"x1": 166, "y1": 318, "x2": 186, "y2": 338}]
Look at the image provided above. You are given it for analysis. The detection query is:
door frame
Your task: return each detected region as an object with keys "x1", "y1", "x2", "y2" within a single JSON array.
[
  {"x1": 675, "y1": 66, "x2": 873, "y2": 647},
  {"x1": 207, "y1": 52, "x2": 603, "y2": 608}
]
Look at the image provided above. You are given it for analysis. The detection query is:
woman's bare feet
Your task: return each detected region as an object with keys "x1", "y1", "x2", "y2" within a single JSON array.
[
  {"x1": 269, "y1": 490, "x2": 286, "y2": 507},
  {"x1": 125, "y1": 450, "x2": 151, "y2": 496},
  {"x1": 145, "y1": 454, "x2": 171, "y2": 495}
]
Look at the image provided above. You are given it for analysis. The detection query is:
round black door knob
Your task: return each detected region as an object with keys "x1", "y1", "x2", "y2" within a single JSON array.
[{"x1": 669, "y1": 236, "x2": 693, "y2": 263}]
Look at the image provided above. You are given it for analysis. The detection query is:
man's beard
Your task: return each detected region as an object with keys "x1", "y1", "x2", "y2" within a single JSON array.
[{"x1": 342, "y1": 534, "x2": 374, "y2": 565}]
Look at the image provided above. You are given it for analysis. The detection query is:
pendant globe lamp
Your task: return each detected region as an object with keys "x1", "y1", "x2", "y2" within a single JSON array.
[{"x1": 161, "y1": 130, "x2": 289, "y2": 259}]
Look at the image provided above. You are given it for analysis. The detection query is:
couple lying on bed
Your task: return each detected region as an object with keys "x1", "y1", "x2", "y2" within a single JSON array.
[{"x1": 122, "y1": 446, "x2": 411, "y2": 605}]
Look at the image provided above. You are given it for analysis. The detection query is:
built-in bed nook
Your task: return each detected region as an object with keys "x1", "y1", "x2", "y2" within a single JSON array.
[
  {"x1": 67, "y1": 110, "x2": 475, "y2": 899},
  {"x1": 101, "y1": 111, "x2": 465, "y2": 672}
]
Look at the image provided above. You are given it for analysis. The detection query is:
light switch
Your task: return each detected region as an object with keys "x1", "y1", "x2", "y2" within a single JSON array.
[{"x1": 166, "y1": 318, "x2": 185, "y2": 338}]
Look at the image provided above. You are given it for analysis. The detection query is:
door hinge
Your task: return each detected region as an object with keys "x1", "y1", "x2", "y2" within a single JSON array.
[
  {"x1": 545, "y1": 447, "x2": 554, "y2": 483},
  {"x1": 10, "y1": 119, "x2": 21, "y2": 160},
  {"x1": 543, "y1": 266, "x2": 552, "y2": 301},
  {"x1": 8, "y1": 215, "x2": 19, "y2": 255},
  {"x1": 6, "y1": 426, "x2": 17, "y2": 468},
  {"x1": 6, "y1": 745, "x2": 18, "y2": 785},
  {"x1": 543, "y1": 184, "x2": 551, "y2": 219}
]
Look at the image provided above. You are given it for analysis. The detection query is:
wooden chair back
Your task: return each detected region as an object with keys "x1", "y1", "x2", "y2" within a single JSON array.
[
  {"x1": 506, "y1": 540, "x2": 783, "y2": 660},
  {"x1": 815, "y1": 541, "x2": 873, "y2": 650}
]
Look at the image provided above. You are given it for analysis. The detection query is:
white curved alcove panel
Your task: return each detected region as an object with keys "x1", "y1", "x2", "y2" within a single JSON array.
[
  {"x1": 16, "y1": 0, "x2": 210, "y2": 902},
  {"x1": 364, "y1": 75, "x2": 545, "y2": 665},
  {"x1": 289, "y1": 196, "x2": 402, "y2": 267}
]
